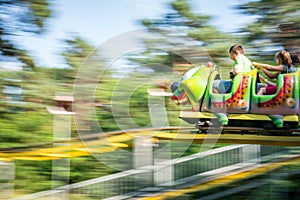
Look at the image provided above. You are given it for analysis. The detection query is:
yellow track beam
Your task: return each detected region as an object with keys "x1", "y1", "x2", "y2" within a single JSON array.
[
  {"x1": 153, "y1": 132, "x2": 300, "y2": 146},
  {"x1": 2, "y1": 128, "x2": 300, "y2": 161}
]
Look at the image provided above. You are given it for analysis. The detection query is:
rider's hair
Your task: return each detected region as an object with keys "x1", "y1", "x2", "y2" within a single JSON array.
[
  {"x1": 275, "y1": 50, "x2": 292, "y2": 67},
  {"x1": 229, "y1": 44, "x2": 244, "y2": 54},
  {"x1": 291, "y1": 54, "x2": 300, "y2": 65}
]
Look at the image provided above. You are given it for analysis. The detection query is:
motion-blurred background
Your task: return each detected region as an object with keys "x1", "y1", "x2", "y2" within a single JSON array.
[{"x1": 1, "y1": 0, "x2": 300, "y2": 199}]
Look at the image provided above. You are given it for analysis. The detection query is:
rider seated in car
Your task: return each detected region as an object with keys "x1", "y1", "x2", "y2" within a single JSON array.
[
  {"x1": 213, "y1": 44, "x2": 253, "y2": 94},
  {"x1": 253, "y1": 50, "x2": 296, "y2": 95}
]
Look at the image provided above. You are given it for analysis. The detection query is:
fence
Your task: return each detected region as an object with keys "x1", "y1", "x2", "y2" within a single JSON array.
[{"x1": 11, "y1": 143, "x2": 286, "y2": 200}]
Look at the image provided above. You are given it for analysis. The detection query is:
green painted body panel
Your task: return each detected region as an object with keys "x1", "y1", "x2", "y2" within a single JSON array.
[{"x1": 178, "y1": 65, "x2": 212, "y2": 110}]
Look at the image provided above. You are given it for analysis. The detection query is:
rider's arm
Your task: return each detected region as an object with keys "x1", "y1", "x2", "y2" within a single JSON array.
[
  {"x1": 261, "y1": 68, "x2": 280, "y2": 79},
  {"x1": 253, "y1": 61, "x2": 282, "y2": 79},
  {"x1": 253, "y1": 62, "x2": 283, "y2": 71}
]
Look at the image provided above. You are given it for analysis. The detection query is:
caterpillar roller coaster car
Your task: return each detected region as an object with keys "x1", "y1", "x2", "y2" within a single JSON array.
[{"x1": 170, "y1": 64, "x2": 300, "y2": 133}]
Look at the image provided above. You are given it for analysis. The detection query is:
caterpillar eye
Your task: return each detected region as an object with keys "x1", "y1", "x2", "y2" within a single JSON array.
[
  {"x1": 286, "y1": 97, "x2": 295, "y2": 107},
  {"x1": 238, "y1": 100, "x2": 247, "y2": 109}
]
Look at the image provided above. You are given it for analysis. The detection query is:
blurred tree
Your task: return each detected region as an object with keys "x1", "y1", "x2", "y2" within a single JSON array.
[
  {"x1": 236, "y1": 0, "x2": 300, "y2": 58},
  {"x1": 62, "y1": 37, "x2": 95, "y2": 70},
  {"x1": 0, "y1": 0, "x2": 51, "y2": 69},
  {"x1": 60, "y1": 36, "x2": 96, "y2": 86},
  {"x1": 136, "y1": 0, "x2": 234, "y2": 74}
]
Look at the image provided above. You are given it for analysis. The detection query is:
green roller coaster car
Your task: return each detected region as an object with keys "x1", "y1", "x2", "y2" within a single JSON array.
[{"x1": 171, "y1": 64, "x2": 300, "y2": 130}]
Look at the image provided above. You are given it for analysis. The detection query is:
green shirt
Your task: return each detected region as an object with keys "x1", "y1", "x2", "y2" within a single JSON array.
[{"x1": 233, "y1": 54, "x2": 253, "y2": 74}]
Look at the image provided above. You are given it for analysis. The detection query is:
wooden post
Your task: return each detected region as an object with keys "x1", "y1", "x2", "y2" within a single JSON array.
[
  {"x1": 0, "y1": 161, "x2": 14, "y2": 199},
  {"x1": 154, "y1": 143, "x2": 173, "y2": 186},
  {"x1": 47, "y1": 93, "x2": 74, "y2": 191},
  {"x1": 134, "y1": 136, "x2": 153, "y2": 188},
  {"x1": 242, "y1": 144, "x2": 260, "y2": 164}
]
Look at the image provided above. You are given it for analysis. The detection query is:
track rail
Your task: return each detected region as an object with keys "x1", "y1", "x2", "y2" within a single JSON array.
[
  {"x1": 1, "y1": 126, "x2": 300, "y2": 161},
  {"x1": 197, "y1": 125, "x2": 300, "y2": 133},
  {"x1": 0, "y1": 126, "x2": 193, "y2": 153}
]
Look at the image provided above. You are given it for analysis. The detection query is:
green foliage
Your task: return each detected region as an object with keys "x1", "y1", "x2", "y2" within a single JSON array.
[
  {"x1": 0, "y1": 111, "x2": 53, "y2": 147},
  {"x1": 188, "y1": 27, "x2": 225, "y2": 41},
  {"x1": 15, "y1": 160, "x2": 52, "y2": 192},
  {"x1": 237, "y1": 0, "x2": 300, "y2": 55},
  {"x1": 62, "y1": 36, "x2": 97, "y2": 69},
  {"x1": 0, "y1": 0, "x2": 52, "y2": 68},
  {"x1": 137, "y1": 0, "x2": 232, "y2": 72},
  {"x1": 29, "y1": 0, "x2": 51, "y2": 28},
  {"x1": 70, "y1": 156, "x2": 116, "y2": 183},
  {"x1": 171, "y1": 0, "x2": 211, "y2": 26}
]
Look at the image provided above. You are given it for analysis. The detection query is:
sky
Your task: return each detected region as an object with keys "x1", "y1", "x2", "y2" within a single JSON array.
[{"x1": 18, "y1": 0, "x2": 252, "y2": 68}]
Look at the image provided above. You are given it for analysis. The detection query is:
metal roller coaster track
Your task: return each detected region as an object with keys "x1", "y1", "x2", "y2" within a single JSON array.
[{"x1": 1, "y1": 126, "x2": 300, "y2": 161}]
